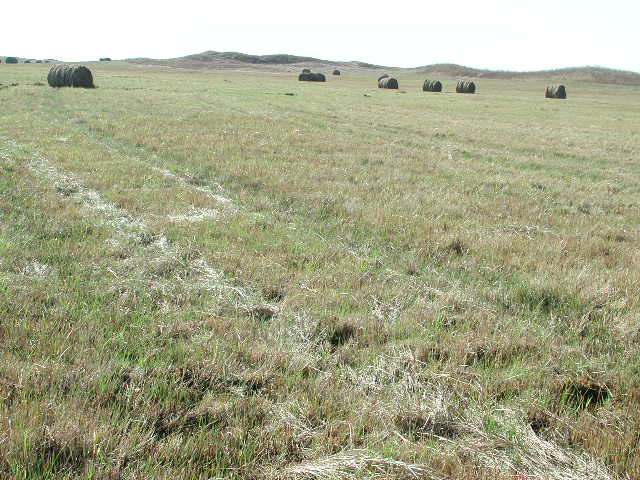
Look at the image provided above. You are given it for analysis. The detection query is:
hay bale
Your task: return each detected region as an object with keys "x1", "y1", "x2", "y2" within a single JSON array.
[
  {"x1": 456, "y1": 80, "x2": 476, "y2": 94},
  {"x1": 70, "y1": 66, "x2": 94, "y2": 88},
  {"x1": 422, "y1": 79, "x2": 442, "y2": 92},
  {"x1": 47, "y1": 65, "x2": 61, "y2": 87},
  {"x1": 333, "y1": 69, "x2": 341, "y2": 76},
  {"x1": 62, "y1": 65, "x2": 74, "y2": 86},
  {"x1": 378, "y1": 77, "x2": 399, "y2": 89},
  {"x1": 298, "y1": 72, "x2": 326, "y2": 82},
  {"x1": 5, "y1": 57, "x2": 18, "y2": 64},
  {"x1": 47, "y1": 65, "x2": 95, "y2": 88},
  {"x1": 99, "y1": 57, "x2": 111, "y2": 62},
  {"x1": 51, "y1": 65, "x2": 67, "y2": 87},
  {"x1": 301, "y1": 68, "x2": 311, "y2": 74},
  {"x1": 545, "y1": 84, "x2": 566, "y2": 99}
]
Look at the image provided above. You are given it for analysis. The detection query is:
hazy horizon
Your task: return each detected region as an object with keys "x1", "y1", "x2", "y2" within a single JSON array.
[{"x1": 2, "y1": 0, "x2": 638, "y2": 73}]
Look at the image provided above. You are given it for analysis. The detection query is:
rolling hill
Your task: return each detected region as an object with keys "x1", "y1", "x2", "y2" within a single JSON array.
[{"x1": 125, "y1": 50, "x2": 640, "y2": 85}]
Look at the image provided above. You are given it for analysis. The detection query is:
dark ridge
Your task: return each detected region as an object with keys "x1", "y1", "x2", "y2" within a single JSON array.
[
  {"x1": 186, "y1": 51, "x2": 321, "y2": 64},
  {"x1": 174, "y1": 51, "x2": 384, "y2": 68},
  {"x1": 125, "y1": 50, "x2": 386, "y2": 70}
]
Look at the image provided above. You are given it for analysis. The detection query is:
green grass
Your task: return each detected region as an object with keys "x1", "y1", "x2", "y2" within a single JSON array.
[{"x1": 1, "y1": 62, "x2": 639, "y2": 479}]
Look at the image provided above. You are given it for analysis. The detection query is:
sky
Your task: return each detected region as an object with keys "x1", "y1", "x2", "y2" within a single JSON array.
[{"x1": 2, "y1": 0, "x2": 638, "y2": 72}]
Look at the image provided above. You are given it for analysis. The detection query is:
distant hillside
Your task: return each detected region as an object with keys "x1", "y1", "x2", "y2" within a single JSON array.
[
  {"x1": 408, "y1": 64, "x2": 640, "y2": 85},
  {"x1": 183, "y1": 51, "x2": 380, "y2": 69},
  {"x1": 126, "y1": 50, "x2": 384, "y2": 73},
  {"x1": 125, "y1": 51, "x2": 640, "y2": 85}
]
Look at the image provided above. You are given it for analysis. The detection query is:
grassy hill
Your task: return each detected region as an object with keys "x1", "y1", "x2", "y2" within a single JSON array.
[
  {"x1": 125, "y1": 50, "x2": 640, "y2": 84},
  {"x1": 409, "y1": 64, "x2": 640, "y2": 84},
  {"x1": 1, "y1": 62, "x2": 639, "y2": 479}
]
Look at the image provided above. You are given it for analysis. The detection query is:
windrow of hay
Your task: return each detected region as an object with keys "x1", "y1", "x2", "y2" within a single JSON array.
[
  {"x1": 2, "y1": 138, "x2": 255, "y2": 312},
  {"x1": 275, "y1": 409, "x2": 617, "y2": 480},
  {"x1": 278, "y1": 450, "x2": 443, "y2": 480},
  {"x1": 47, "y1": 65, "x2": 95, "y2": 88},
  {"x1": 459, "y1": 410, "x2": 616, "y2": 480},
  {"x1": 546, "y1": 84, "x2": 567, "y2": 99}
]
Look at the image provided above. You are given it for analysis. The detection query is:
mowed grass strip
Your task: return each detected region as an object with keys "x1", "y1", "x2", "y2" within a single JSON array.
[{"x1": 1, "y1": 63, "x2": 639, "y2": 477}]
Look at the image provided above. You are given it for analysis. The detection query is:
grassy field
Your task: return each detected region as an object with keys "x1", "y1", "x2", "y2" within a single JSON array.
[{"x1": 1, "y1": 62, "x2": 640, "y2": 479}]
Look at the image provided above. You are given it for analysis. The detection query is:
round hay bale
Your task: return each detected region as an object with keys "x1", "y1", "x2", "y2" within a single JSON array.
[
  {"x1": 5, "y1": 57, "x2": 19, "y2": 64},
  {"x1": 46, "y1": 66, "x2": 55, "y2": 86},
  {"x1": 422, "y1": 79, "x2": 442, "y2": 92},
  {"x1": 47, "y1": 65, "x2": 95, "y2": 88},
  {"x1": 62, "y1": 66, "x2": 74, "y2": 86},
  {"x1": 302, "y1": 68, "x2": 311, "y2": 74},
  {"x1": 378, "y1": 77, "x2": 399, "y2": 89},
  {"x1": 47, "y1": 65, "x2": 64, "y2": 87},
  {"x1": 54, "y1": 65, "x2": 68, "y2": 87},
  {"x1": 333, "y1": 69, "x2": 341, "y2": 76},
  {"x1": 545, "y1": 84, "x2": 566, "y2": 99},
  {"x1": 466, "y1": 80, "x2": 476, "y2": 93},
  {"x1": 70, "y1": 66, "x2": 94, "y2": 88},
  {"x1": 298, "y1": 72, "x2": 325, "y2": 82},
  {"x1": 456, "y1": 80, "x2": 476, "y2": 94}
]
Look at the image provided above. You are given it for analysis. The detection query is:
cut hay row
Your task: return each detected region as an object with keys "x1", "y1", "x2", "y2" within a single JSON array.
[
  {"x1": 77, "y1": 131, "x2": 235, "y2": 209},
  {"x1": 281, "y1": 449, "x2": 444, "y2": 479},
  {"x1": 0, "y1": 138, "x2": 253, "y2": 310},
  {"x1": 278, "y1": 400, "x2": 616, "y2": 480},
  {"x1": 47, "y1": 65, "x2": 95, "y2": 88},
  {"x1": 148, "y1": 164, "x2": 234, "y2": 208}
]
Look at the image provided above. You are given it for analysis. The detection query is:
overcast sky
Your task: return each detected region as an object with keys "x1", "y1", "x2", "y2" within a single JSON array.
[{"x1": 2, "y1": 0, "x2": 638, "y2": 72}]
